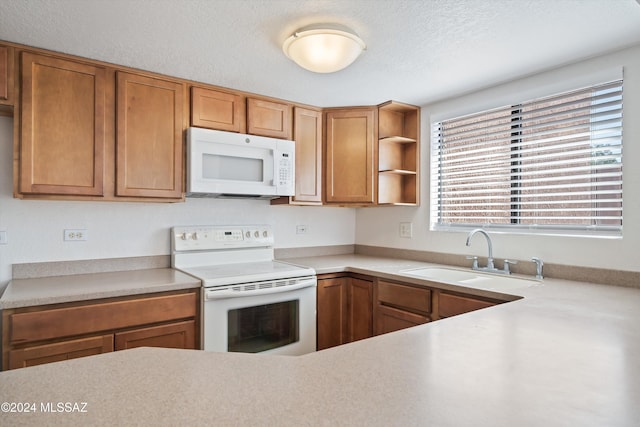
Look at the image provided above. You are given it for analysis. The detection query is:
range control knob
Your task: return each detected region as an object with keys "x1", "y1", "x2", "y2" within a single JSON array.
[
  {"x1": 180, "y1": 233, "x2": 188, "y2": 240},
  {"x1": 263, "y1": 230, "x2": 268, "y2": 238},
  {"x1": 254, "y1": 231, "x2": 260, "y2": 238},
  {"x1": 192, "y1": 232, "x2": 199, "y2": 240},
  {"x1": 245, "y1": 231, "x2": 251, "y2": 238}
]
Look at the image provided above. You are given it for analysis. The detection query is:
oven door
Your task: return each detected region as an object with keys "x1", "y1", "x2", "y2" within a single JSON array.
[{"x1": 202, "y1": 276, "x2": 316, "y2": 356}]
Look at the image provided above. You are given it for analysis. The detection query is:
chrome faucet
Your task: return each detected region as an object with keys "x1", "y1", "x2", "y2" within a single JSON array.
[{"x1": 465, "y1": 229, "x2": 497, "y2": 272}]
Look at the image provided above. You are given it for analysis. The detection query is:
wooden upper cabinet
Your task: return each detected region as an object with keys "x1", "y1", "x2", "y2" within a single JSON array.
[
  {"x1": 325, "y1": 108, "x2": 377, "y2": 204},
  {"x1": 191, "y1": 86, "x2": 245, "y2": 133},
  {"x1": 0, "y1": 45, "x2": 14, "y2": 105},
  {"x1": 19, "y1": 52, "x2": 106, "y2": 196},
  {"x1": 292, "y1": 107, "x2": 322, "y2": 204},
  {"x1": 247, "y1": 98, "x2": 292, "y2": 139},
  {"x1": 116, "y1": 71, "x2": 184, "y2": 199}
]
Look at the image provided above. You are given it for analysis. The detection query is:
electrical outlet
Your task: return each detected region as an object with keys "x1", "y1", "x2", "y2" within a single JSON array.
[
  {"x1": 64, "y1": 229, "x2": 88, "y2": 241},
  {"x1": 296, "y1": 224, "x2": 308, "y2": 234},
  {"x1": 399, "y1": 222, "x2": 413, "y2": 238},
  {"x1": 0, "y1": 230, "x2": 7, "y2": 245}
]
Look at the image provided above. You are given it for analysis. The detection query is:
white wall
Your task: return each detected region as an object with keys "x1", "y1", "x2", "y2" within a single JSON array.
[
  {"x1": 356, "y1": 44, "x2": 640, "y2": 273},
  {"x1": 0, "y1": 117, "x2": 356, "y2": 287}
]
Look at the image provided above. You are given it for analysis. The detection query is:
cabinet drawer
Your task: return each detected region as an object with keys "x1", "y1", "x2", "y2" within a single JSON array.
[
  {"x1": 439, "y1": 293, "x2": 496, "y2": 318},
  {"x1": 9, "y1": 335, "x2": 114, "y2": 370},
  {"x1": 377, "y1": 280, "x2": 431, "y2": 314},
  {"x1": 115, "y1": 320, "x2": 196, "y2": 350},
  {"x1": 9, "y1": 292, "x2": 197, "y2": 344},
  {"x1": 376, "y1": 305, "x2": 429, "y2": 336}
]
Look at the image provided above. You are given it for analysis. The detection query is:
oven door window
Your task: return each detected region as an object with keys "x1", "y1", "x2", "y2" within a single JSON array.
[{"x1": 227, "y1": 300, "x2": 299, "y2": 353}]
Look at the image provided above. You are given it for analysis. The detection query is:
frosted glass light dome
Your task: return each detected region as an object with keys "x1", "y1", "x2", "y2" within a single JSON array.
[{"x1": 283, "y1": 25, "x2": 366, "y2": 73}]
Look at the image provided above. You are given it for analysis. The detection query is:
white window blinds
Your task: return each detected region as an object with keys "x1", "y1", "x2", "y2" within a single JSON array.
[{"x1": 431, "y1": 80, "x2": 623, "y2": 236}]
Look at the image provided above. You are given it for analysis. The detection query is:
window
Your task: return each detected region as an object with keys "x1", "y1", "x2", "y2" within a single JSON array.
[{"x1": 431, "y1": 80, "x2": 623, "y2": 237}]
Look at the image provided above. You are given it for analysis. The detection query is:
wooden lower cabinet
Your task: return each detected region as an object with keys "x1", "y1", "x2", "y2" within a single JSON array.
[
  {"x1": 2, "y1": 289, "x2": 199, "y2": 370},
  {"x1": 374, "y1": 279, "x2": 432, "y2": 336},
  {"x1": 115, "y1": 320, "x2": 195, "y2": 350},
  {"x1": 436, "y1": 292, "x2": 498, "y2": 319},
  {"x1": 317, "y1": 277, "x2": 347, "y2": 350},
  {"x1": 317, "y1": 274, "x2": 373, "y2": 350},
  {"x1": 348, "y1": 278, "x2": 373, "y2": 342},
  {"x1": 319, "y1": 274, "x2": 510, "y2": 350},
  {"x1": 9, "y1": 335, "x2": 114, "y2": 370},
  {"x1": 376, "y1": 305, "x2": 429, "y2": 336}
]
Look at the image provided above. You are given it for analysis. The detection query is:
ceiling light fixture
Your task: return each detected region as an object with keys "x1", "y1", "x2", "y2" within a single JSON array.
[{"x1": 282, "y1": 24, "x2": 366, "y2": 73}]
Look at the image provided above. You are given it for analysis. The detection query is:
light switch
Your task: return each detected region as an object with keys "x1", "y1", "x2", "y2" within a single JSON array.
[{"x1": 0, "y1": 230, "x2": 7, "y2": 245}]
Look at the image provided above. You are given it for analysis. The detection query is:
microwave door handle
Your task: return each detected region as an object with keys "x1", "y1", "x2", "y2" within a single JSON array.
[{"x1": 205, "y1": 278, "x2": 316, "y2": 301}]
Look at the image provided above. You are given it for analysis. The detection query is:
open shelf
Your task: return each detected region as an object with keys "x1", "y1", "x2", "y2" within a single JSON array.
[
  {"x1": 378, "y1": 173, "x2": 417, "y2": 205},
  {"x1": 377, "y1": 101, "x2": 420, "y2": 206},
  {"x1": 379, "y1": 169, "x2": 417, "y2": 175},
  {"x1": 379, "y1": 136, "x2": 417, "y2": 144}
]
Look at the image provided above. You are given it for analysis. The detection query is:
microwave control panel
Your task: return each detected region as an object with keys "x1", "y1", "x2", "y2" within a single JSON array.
[
  {"x1": 278, "y1": 153, "x2": 292, "y2": 187},
  {"x1": 275, "y1": 145, "x2": 294, "y2": 195},
  {"x1": 172, "y1": 225, "x2": 273, "y2": 251}
]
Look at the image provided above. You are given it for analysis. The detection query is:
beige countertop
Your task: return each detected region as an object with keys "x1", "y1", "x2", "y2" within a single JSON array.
[
  {"x1": 0, "y1": 268, "x2": 201, "y2": 309},
  {"x1": 1, "y1": 254, "x2": 639, "y2": 426}
]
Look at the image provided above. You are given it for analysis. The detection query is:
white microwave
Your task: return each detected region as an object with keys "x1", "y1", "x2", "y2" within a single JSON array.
[{"x1": 187, "y1": 127, "x2": 295, "y2": 199}]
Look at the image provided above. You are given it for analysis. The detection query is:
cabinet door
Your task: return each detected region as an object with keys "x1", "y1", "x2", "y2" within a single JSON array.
[
  {"x1": 19, "y1": 52, "x2": 106, "y2": 196},
  {"x1": 116, "y1": 71, "x2": 184, "y2": 199},
  {"x1": 375, "y1": 305, "x2": 429, "y2": 336},
  {"x1": 191, "y1": 86, "x2": 245, "y2": 132},
  {"x1": 325, "y1": 109, "x2": 377, "y2": 204},
  {"x1": 0, "y1": 45, "x2": 13, "y2": 105},
  {"x1": 115, "y1": 320, "x2": 196, "y2": 350},
  {"x1": 348, "y1": 278, "x2": 373, "y2": 342},
  {"x1": 317, "y1": 277, "x2": 348, "y2": 350},
  {"x1": 9, "y1": 335, "x2": 114, "y2": 370},
  {"x1": 292, "y1": 107, "x2": 322, "y2": 203},
  {"x1": 247, "y1": 98, "x2": 292, "y2": 139}
]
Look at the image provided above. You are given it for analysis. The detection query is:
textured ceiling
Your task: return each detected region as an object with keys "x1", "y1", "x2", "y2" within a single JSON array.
[{"x1": 1, "y1": 0, "x2": 640, "y2": 107}]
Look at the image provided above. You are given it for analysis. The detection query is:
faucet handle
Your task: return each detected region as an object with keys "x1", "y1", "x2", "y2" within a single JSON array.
[
  {"x1": 503, "y1": 259, "x2": 518, "y2": 274},
  {"x1": 531, "y1": 257, "x2": 544, "y2": 280},
  {"x1": 466, "y1": 256, "x2": 478, "y2": 270}
]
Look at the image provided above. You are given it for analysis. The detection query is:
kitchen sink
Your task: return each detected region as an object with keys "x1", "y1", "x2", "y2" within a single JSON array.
[{"x1": 399, "y1": 267, "x2": 540, "y2": 291}]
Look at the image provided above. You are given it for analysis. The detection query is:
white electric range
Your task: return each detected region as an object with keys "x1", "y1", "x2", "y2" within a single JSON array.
[{"x1": 171, "y1": 225, "x2": 317, "y2": 356}]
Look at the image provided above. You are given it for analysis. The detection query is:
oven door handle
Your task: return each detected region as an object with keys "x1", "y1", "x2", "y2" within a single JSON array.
[{"x1": 204, "y1": 278, "x2": 316, "y2": 300}]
